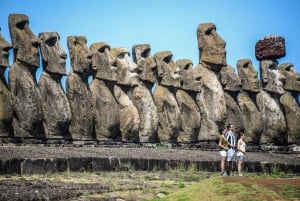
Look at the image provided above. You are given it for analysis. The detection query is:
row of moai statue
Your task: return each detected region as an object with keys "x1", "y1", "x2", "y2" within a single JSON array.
[{"x1": 0, "y1": 14, "x2": 299, "y2": 145}]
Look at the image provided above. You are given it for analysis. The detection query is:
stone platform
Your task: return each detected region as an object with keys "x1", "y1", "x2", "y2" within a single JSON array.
[{"x1": 0, "y1": 144, "x2": 299, "y2": 175}]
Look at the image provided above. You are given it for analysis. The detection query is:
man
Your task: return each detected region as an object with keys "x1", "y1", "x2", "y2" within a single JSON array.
[{"x1": 225, "y1": 123, "x2": 236, "y2": 176}]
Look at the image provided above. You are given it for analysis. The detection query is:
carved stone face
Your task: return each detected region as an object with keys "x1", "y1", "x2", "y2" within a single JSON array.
[
  {"x1": 0, "y1": 31, "x2": 12, "y2": 67},
  {"x1": 39, "y1": 32, "x2": 67, "y2": 75},
  {"x1": 197, "y1": 23, "x2": 226, "y2": 67},
  {"x1": 111, "y1": 47, "x2": 139, "y2": 86},
  {"x1": 176, "y1": 59, "x2": 201, "y2": 92},
  {"x1": 260, "y1": 59, "x2": 285, "y2": 95},
  {"x1": 8, "y1": 14, "x2": 40, "y2": 68},
  {"x1": 67, "y1": 36, "x2": 92, "y2": 76},
  {"x1": 220, "y1": 65, "x2": 241, "y2": 92},
  {"x1": 132, "y1": 44, "x2": 156, "y2": 84},
  {"x1": 90, "y1": 42, "x2": 117, "y2": 81},
  {"x1": 237, "y1": 59, "x2": 260, "y2": 93},
  {"x1": 279, "y1": 63, "x2": 300, "y2": 92},
  {"x1": 154, "y1": 51, "x2": 180, "y2": 88}
]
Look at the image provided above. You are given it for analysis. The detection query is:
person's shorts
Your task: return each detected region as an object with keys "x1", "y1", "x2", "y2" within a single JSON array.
[
  {"x1": 220, "y1": 150, "x2": 227, "y2": 157},
  {"x1": 237, "y1": 155, "x2": 244, "y2": 161},
  {"x1": 226, "y1": 149, "x2": 235, "y2": 161}
]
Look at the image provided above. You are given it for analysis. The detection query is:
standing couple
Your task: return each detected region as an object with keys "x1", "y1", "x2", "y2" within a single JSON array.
[{"x1": 218, "y1": 124, "x2": 246, "y2": 176}]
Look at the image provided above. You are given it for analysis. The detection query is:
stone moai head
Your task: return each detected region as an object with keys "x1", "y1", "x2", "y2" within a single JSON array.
[
  {"x1": 220, "y1": 65, "x2": 241, "y2": 92},
  {"x1": 8, "y1": 14, "x2": 40, "y2": 68},
  {"x1": 237, "y1": 59, "x2": 260, "y2": 93},
  {"x1": 255, "y1": 35, "x2": 286, "y2": 95},
  {"x1": 67, "y1": 36, "x2": 92, "y2": 76},
  {"x1": 197, "y1": 23, "x2": 226, "y2": 69},
  {"x1": 89, "y1": 42, "x2": 117, "y2": 82},
  {"x1": 0, "y1": 29, "x2": 12, "y2": 68},
  {"x1": 279, "y1": 63, "x2": 300, "y2": 92},
  {"x1": 132, "y1": 44, "x2": 156, "y2": 85},
  {"x1": 39, "y1": 32, "x2": 67, "y2": 75},
  {"x1": 260, "y1": 59, "x2": 285, "y2": 95},
  {"x1": 111, "y1": 47, "x2": 139, "y2": 86},
  {"x1": 176, "y1": 59, "x2": 201, "y2": 92},
  {"x1": 154, "y1": 51, "x2": 180, "y2": 88}
]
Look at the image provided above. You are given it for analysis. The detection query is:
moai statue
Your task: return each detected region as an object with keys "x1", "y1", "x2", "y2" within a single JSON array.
[
  {"x1": 131, "y1": 44, "x2": 158, "y2": 143},
  {"x1": 8, "y1": 14, "x2": 44, "y2": 138},
  {"x1": 153, "y1": 51, "x2": 181, "y2": 143},
  {"x1": 0, "y1": 29, "x2": 13, "y2": 137},
  {"x1": 89, "y1": 42, "x2": 120, "y2": 141},
  {"x1": 278, "y1": 63, "x2": 300, "y2": 144},
  {"x1": 111, "y1": 47, "x2": 140, "y2": 142},
  {"x1": 255, "y1": 35, "x2": 287, "y2": 145},
  {"x1": 176, "y1": 59, "x2": 201, "y2": 143},
  {"x1": 38, "y1": 32, "x2": 71, "y2": 140},
  {"x1": 220, "y1": 65, "x2": 245, "y2": 135},
  {"x1": 194, "y1": 23, "x2": 226, "y2": 141},
  {"x1": 237, "y1": 59, "x2": 262, "y2": 144},
  {"x1": 66, "y1": 36, "x2": 94, "y2": 141}
]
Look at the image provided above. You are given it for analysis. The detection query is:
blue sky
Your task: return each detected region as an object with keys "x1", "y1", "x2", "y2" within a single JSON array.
[{"x1": 1, "y1": 0, "x2": 300, "y2": 86}]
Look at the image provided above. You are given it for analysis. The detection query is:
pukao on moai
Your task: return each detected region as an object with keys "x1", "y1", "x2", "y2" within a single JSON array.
[
  {"x1": 237, "y1": 59, "x2": 262, "y2": 144},
  {"x1": 89, "y1": 42, "x2": 120, "y2": 141},
  {"x1": 0, "y1": 28, "x2": 13, "y2": 137},
  {"x1": 132, "y1": 44, "x2": 158, "y2": 142},
  {"x1": 153, "y1": 51, "x2": 181, "y2": 143},
  {"x1": 66, "y1": 36, "x2": 94, "y2": 141},
  {"x1": 176, "y1": 59, "x2": 201, "y2": 143},
  {"x1": 278, "y1": 63, "x2": 300, "y2": 144},
  {"x1": 8, "y1": 14, "x2": 44, "y2": 138},
  {"x1": 111, "y1": 47, "x2": 140, "y2": 142},
  {"x1": 255, "y1": 35, "x2": 287, "y2": 145},
  {"x1": 38, "y1": 32, "x2": 71, "y2": 140},
  {"x1": 194, "y1": 23, "x2": 226, "y2": 141},
  {"x1": 220, "y1": 65, "x2": 245, "y2": 135}
]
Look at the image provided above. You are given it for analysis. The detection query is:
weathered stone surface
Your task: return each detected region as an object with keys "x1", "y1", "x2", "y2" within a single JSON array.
[
  {"x1": 111, "y1": 47, "x2": 140, "y2": 142},
  {"x1": 255, "y1": 35, "x2": 285, "y2": 60},
  {"x1": 237, "y1": 91, "x2": 262, "y2": 144},
  {"x1": 195, "y1": 63, "x2": 226, "y2": 141},
  {"x1": 257, "y1": 90, "x2": 287, "y2": 144},
  {"x1": 197, "y1": 23, "x2": 226, "y2": 67},
  {"x1": 38, "y1": 32, "x2": 71, "y2": 139},
  {"x1": 8, "y1": 14, "x2": 44, "y2": 138},
  {"x1": 0, "y1": 30, "x2": 13, "y2": 137},
  {"x1": 220, "y1": 65, "x2": 244, "y2": 135},
  {"x1": 66, "y1": 36, "x2": 94, "y2": 140},
  {"x1": 260, "y1": 59, "x2": 286, "y2": 95},
  {"x1": 90, "y1": 42, "x2": 120, "y2": 141},
  {"x1": 279, "y1": 63, "x2": 300, "y2": 144},
  {"x1": 131, "y1": 44, "x2": 158, "y2": 142},
  {"x1": 237, "y1": 59, "x2": 260, "y2": 93},
  {"x1": 153, "y1": 51, "x2": 180, "y2": 143},
  {"x1": 176, "y1": 59, "x2": 201, "y2": 143}
]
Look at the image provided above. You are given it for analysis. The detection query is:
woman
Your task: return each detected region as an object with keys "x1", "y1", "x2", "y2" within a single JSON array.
[
  {"x1": 218, "y1": 127, "x2": 228, "y2": 176},
  {"x1": 237, "y1": 133, "x2": 246, "y2": 176}
]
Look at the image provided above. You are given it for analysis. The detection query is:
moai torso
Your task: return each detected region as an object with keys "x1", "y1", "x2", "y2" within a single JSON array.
[
  {"x1": 38, "y1": 32, "x2": 71, "y2": 139},
  {"x1": 279, "y1": 63, "x2": 300, "y2": 144},
  {"x1": 220, "y1": 65, "x2": 244, "y2": 135},
  {"x1": 132, "y1": 44, "x2": 158, "y2": 142},
  {"x1": 89, "y1": 42, "x2": 120, "y2": 141},
  {"x1": 237, "y1": 59, "x2": 262, "y2": 144},
  {"x1": 111, "y1": 47, "x2": 140, "y2": 142},
  {"x1": 8, "y1": 14, "x2": 44, "y2": 138},
  {"x1": 255, "y1": 36, "x2": 287, "y2": 145},
  {"x1": 153, "y1": 51, "x2": 181, "y2": 143},
  {"x1": 195, "y1": 23, "x2": 227, "y2": 141},
  {"x1": 175, "y1": 59, "x2": 201, "y2": 143},
  {"x1": 0, "y1": 30, "x2": 13, "y2": 136},
  {"x1": 66, "y1": 36, "x2": 94, "y2": 140}
]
